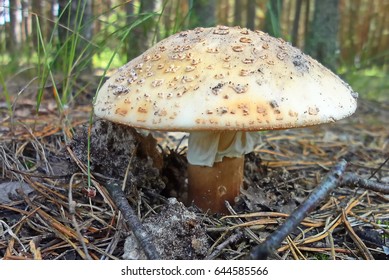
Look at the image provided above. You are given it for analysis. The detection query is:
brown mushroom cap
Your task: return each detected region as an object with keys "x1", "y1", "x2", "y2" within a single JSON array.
[{"x1": 94, "y1": 25, "x2": 358, "y2": 131}]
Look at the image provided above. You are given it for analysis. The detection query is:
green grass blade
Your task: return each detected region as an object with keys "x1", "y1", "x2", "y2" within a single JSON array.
[{"x1": 0, "y1": 70, "x2": 12, "y2": 116}]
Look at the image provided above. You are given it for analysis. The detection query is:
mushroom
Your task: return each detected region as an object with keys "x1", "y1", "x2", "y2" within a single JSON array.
[{"x1": 94, "y1": 26, "x2": 358, "y2": 214}]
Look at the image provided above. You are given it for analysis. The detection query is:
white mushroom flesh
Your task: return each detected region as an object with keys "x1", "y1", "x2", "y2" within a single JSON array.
[{"x1": 187, "y1": 131, "x2": 261, "y2": 166}]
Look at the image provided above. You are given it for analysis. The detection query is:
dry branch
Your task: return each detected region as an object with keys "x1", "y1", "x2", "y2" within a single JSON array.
[
  {"x1": 250, "y1": 160, "x2": 348, "y2": 259},
  {"x1": 342, "y1": 173, "x2": 389, "y2": 194},
  {"x1": 249, "y1": 158, "x2": 389, "y2": 260},
  {"x1": 104, "y1": 182, "x2": 160, "y2": 260}
]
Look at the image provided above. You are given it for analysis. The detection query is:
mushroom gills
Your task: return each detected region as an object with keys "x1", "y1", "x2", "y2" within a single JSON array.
[{"x1": 187, "y1": 131, "x2": 261, "y2": 167}]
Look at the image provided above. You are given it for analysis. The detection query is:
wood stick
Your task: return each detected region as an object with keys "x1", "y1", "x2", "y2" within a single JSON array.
[
  {"x1": 105, "y1": 182, "x2": 160, "y2": 260},
  {"x1": 250, "y1": 159, "x2": 348, "y2": 259}
]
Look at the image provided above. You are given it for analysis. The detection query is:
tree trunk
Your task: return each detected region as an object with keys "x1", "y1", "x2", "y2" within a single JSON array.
[
  {"x1": 21, "y1": 0, "x2": 31, "y2": 46},
  {"x1": 246, "y1": 0, "x2": 256, "y2": 30},
  {"x1": 189, "y1": 0, "x2": 216, "y2": 28},
  {"x1": 291, "y1": 0, "x2": 303, "y2": 46},
  {"x1": 264, "y1": 0, "x2": 283, "y2": 37},
  {"x1": 9, "y1": 0, "x2": 22, "y2": 52},
  {"x1": 163, "y1": 1, "x2": 173, "y2": 37},
  {"x1": 125, "y1": 1, "x2": 135, "y2": 27},
  {"x1": 30, "y1": 0, "x2": 41, "y2": 49},
  {"x1": 126, "y1": 0, "x2": 157, "y2": 61},
  {"x1": 124, "y1": 0, "x2": 135, "y2": 60},
  {"x1": 305, "y1": 0, "x2": 340, "y2": 71},
  {"x1": 233, "y1": 0, "x2": 242, "y2": 26},
  {"x1": 93, "y1": 1, "x2": 103, "y2": 34}
]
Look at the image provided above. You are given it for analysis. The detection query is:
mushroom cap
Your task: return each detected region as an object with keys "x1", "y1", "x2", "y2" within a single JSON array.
[{"x1": 94, "y1": 26, "x2": 358, "y2": 131}]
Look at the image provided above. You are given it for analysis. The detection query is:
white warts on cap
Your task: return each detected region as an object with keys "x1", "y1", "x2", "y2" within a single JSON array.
[{"x1": 94, "y1": 25, "x2": 357, "y2": 132}]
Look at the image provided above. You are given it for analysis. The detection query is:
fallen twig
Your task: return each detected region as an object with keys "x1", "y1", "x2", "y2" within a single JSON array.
[
  {"x1": 104, "y1": 181, "x2": 160, "y2": 260},
  {"x1": 249, "y1": 157, "x2": 389, "y2": 260},
  {"x1": 250, "y1": 159, "x2": 348, "y2": 259},
  {"x1": 276, "y1": 191, "x2": 366, "y2": 253},
  {"x1": 342, "y1": 173, "x2": 389, "y2": 194},
  {"x1": 225, "y1": 201, "x2": 263, "y2": 245},
  {"x1": 206, "y1": 231, "x2": 244, "y2": 260}
]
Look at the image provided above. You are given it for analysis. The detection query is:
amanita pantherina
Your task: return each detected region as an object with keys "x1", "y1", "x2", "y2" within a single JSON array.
[{"x1": 94, "y1": 26, "x2": 358, "y2": 214}]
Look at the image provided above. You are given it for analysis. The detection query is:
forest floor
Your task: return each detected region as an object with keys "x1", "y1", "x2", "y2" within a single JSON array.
[{"x1": 0, "y1": 77, "x2": 388, "y2": 260}]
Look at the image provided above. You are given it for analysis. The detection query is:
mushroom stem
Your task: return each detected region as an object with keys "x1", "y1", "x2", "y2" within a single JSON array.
[
  {"x1": 186, "y1": 131, "x2": 259, "y2": 214},
  {"x1": 187, "y1": 156, "x2": 244, "y2": 214}
]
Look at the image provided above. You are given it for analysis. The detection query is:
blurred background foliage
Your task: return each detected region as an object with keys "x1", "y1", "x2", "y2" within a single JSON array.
[{"x1": 0, "y1": 0, "x2": 388, "y2": 107}]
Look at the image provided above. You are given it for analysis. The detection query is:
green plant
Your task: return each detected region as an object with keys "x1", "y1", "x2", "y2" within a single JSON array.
[
  {"x1": 34, "y1": 13, "x2": 63, "y2": 113},
  {"x1": 340, "y1": 66, "x2": 389, "y2": 102},
  {"x1": 314, "y1": 253, "x2": 331, "y2": 260},
  {"x1": 0, "y1": 70, "x2": 12, "y2": 116}
]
